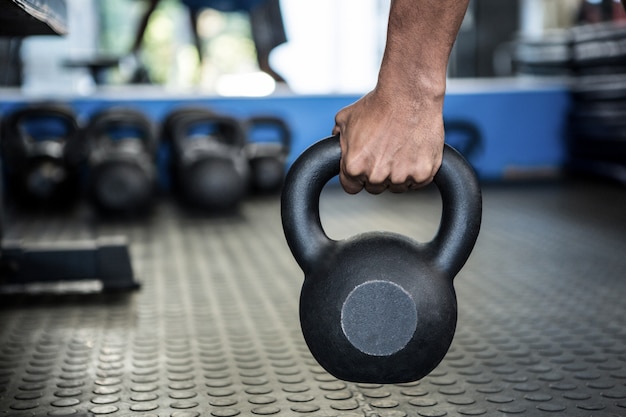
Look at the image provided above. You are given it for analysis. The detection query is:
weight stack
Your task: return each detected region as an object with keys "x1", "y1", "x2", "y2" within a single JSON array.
[
  {"x1": 568, "y1": 22, "x2": 626, "y2": 183},
  {"x1": 514, "y1": 29, "x2": 572, "y2": 77}
]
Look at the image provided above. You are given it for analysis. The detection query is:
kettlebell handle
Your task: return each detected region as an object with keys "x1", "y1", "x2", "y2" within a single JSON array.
[
  {"x1": 245, "y1": 116, "x2": 292, "y2": 154},
  {"x1": 1, "y1": 104, "x2": 82, "y2": 164},
  {"x1": 86, "y1": 108, "x2": 157, "y2": 155},
  {"x1": 281, "y1": 135, "x2": 482, "y2": 277},
  {"x1": 171, "y1": 113, "x2": 247, "y2": 150}
]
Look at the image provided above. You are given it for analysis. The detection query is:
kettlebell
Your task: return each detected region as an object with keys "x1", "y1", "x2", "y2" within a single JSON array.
[
  {"x1": 444, "y1": 119, "x2": 483, "y2": 163},
  {"x1": 168, "y1": 111, "x2": 249, "y2": 211},
  {"x1": 161, "y1": 106, "x2": 215, "y2": 143},
  {"x1": 85, "y1": 107, "x2": 158, "y2": 214},
  {"x1": 0, "y1": 103, "x2": 83, "y2": 207},
  {"x1": 281, "y1": 135, "x2": 482, "y2": 384},
  {"x1": 245, "y1": 115, "x2": 291, "y2": 193}
]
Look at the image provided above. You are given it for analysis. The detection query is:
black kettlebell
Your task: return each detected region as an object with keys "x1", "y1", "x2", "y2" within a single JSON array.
[
  {"x1": 444, "y1": 119, "x2": 483, "y2": 162},
  {"x1": 161, "y1": 106, "x2": 215, "y2": 143},
  {"x1": 281, "y1": 135, "x2": 482, "y2": 384},
  {"x1": 0, "y1": 103, "x2": 83, "y2": 207},
  {"x1": 85, "y1": 107, "x2": 158, "y2": 214},
  {"x1": 168, "y1": 111, "x2": 249, "y2": 211},
  {"x1": 245, "y1": 116, "x2": 291, "y2": 193}
]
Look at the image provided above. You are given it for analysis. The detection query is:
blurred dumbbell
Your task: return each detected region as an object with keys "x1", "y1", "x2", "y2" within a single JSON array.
[
  {"x1": 0, "y1": 103, "x2": 84, "y2": 208},
  {"x1": 166, "y1": 110, "x2": 249, "y2": 211},
  {"x1": 245, "y1": 116, "x2": 291, "y2": 193},
  {"x1": 84, "y1": 107, "x2": 158, "y2": 215}
]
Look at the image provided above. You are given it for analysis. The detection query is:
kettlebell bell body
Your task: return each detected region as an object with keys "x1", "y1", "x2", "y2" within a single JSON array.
[
  {"x1": 168, "y1": 111, "x2": 249, "y2": 210},
  {"x1": 245, "y1": 116, "x2": 291, "y2": 193},
  {"x1": 85, "y1": 108, "x2": 158, "y2": 214},
  {"x1": 281, "y1": 136, "x2": 482, "y2": 384},
  {"x1": 0, "y1": 103, "x2": 83, "y2": 207}
]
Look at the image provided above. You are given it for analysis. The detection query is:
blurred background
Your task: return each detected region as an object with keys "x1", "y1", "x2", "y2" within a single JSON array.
[
  {"x1": 0, "y1": 0, "x2": 625, "y2": 213},
  {"x1": 2, "y1": 0, "x2": 626, "y2": 186},
  {"x1": 1, "y1": 0, "x2": 623, "y2": 94},
  {"x1": 1, "y1": 3, "x2": 626, "y2": 417},
  {"x1": 0, "y1": 0, "x2": 625, "y2": 220}
]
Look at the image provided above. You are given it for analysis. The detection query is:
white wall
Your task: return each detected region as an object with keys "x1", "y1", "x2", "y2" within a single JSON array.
[
  {"x1": 271, "y1": 0, "x2": 389, "y2": 94},
  {"x1": 18, "y1": 0, "x2": 392, "y2": 96}
]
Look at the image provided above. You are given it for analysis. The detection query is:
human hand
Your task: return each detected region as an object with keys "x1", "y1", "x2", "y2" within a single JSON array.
[{"x1": 332, "y1": 87, "x2": 445, "y2": 194}]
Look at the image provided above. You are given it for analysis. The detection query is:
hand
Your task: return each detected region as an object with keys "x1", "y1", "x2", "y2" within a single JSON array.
[{"x1": 332, "y1": 87, "x2": 445, "y2": 194}]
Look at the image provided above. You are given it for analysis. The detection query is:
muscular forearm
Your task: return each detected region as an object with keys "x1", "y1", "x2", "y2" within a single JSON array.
[
  {"x1": 333, "y1": 0, "x2": 469, "y2": 194},
  {"x1": 378, "y1": 0, "x2": 469, "y2": 102}
]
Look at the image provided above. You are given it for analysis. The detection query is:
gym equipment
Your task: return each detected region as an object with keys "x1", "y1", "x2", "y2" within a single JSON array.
[
  {"x1": 0, "y1": 237, "x2": 139, "y2": 294},
  {"x1": 281, "y1": 135, "x2": 482, "y2": 383},
  {"x1": 514, "y1": 29, "x2": 571, "y2": 76},
  {"x1": 161, "y1": 106, "x2": 214, "y2": 192},
  {"x1": 245, "y1": 115, "x2": 291, "y2": 193},
  {"x1": 0, "y1": 0, "x2": 67, "y2": 36},
  {"x1": 566, "y1": 22, "x2": 626, "y2": 182},
  {"x1": 161, "y1": 106, "x2": 215, "y2": 143},
  {"x1": 0, "y1": 103, "x2": 84, "y2": 208},
  {"x1": 571, "y1": 22, "x2": 626, "y2": 75},
  {"x1": 85, "y1": 107, "x2": 158, "y2": 215},
  {"x1": 444, "y1": 119, "x2": 483, "y2": 164},
  {"x1": 0, "y1": 146, "x2": 138, "y2": 294},
  {"x1": 167, "y1": 110, "x2": 249, "y2": 211},
  {"x1": 568, "y1": 100, "x2": 626, "y2": 179}
]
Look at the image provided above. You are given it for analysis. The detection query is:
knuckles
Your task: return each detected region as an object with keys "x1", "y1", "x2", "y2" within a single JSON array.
[
  {"x1": 339, "y1": 172, "x2": 364, "y2": 195},
  {"x1": 339, "y1": 140, "x2": 443, "y2": 194},
  {"x1": 343, "y1": 156, "x2": 368, "y2": 179}
]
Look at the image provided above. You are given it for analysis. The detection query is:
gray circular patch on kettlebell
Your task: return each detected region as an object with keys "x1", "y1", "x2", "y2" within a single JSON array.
[{"x1": 341, "y1": 280, "x2": 418, "y2": 356}]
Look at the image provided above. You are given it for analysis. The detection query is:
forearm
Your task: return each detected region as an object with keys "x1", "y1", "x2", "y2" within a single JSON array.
[
  {"x1": 377, "y1": 0, "x2": 469, "y2": 103},
  {"x1": 333, "y1": 0, "x2": 469, "y2": 194}
]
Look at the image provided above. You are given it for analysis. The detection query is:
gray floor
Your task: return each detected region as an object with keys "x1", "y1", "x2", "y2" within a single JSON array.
[{"x1": 1, "y1": 180, "x2": 626, "y2": 417}]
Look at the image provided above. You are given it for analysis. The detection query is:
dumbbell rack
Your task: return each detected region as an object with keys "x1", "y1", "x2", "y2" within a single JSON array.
[
  {"x1": 0, "y1": 236, "x2": 138, "y2": 294},
  {"x1": 0, "y1": 156, "x2": 139, "y2": 293},
  {"x1": 1, "y1": 181, "x2": 626, "y2": 416}
]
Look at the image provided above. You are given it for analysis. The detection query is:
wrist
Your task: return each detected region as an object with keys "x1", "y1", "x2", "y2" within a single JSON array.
[
  {"x1": 376, "y1": 47, "x2": 447, "y2": 108},
  {"x1": 375, "y1": 66, "x2": 446, "y2": 113}
]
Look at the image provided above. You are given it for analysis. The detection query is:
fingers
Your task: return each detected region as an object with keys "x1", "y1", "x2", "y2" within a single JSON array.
[
  {"x1": 339, "y1": 156, "x2": 438, "y2": 194},
  {"x1": 338, "y1": 144, "x2": 370, "y2": 194},
  {"x1": 337, "y1": 138, "x2": 440, "y2": 195},
  {"x1": 386, "y1": 159, "x2": 438, "y2": 192},
  {"x1": 339, "y1": 170, "x2": 365, "y2": 194},
  {"x1": 338, "y1": 135, "x2": 393, "y2": 194},
  {"x1": 333, "y1": 96, "x2": 443, "y2": 195},
  {"x1": 340, "y1": 171, "x2": 434, "y2": 194}
]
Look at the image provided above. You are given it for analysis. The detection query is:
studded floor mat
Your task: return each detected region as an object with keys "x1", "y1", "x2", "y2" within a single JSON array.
[{"x1": 1, "y1": 180, "x2": 626, "y2": 417}]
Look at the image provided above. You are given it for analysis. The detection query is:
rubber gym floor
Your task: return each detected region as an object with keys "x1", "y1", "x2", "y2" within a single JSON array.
[{"x1": 0, "y1": 178, "x2": 625, "y2": 417}]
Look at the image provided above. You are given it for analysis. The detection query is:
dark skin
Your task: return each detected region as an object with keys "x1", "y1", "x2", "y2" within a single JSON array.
[{"x1": 333, "y1": 0, "x2": 470, "y2": 194}]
